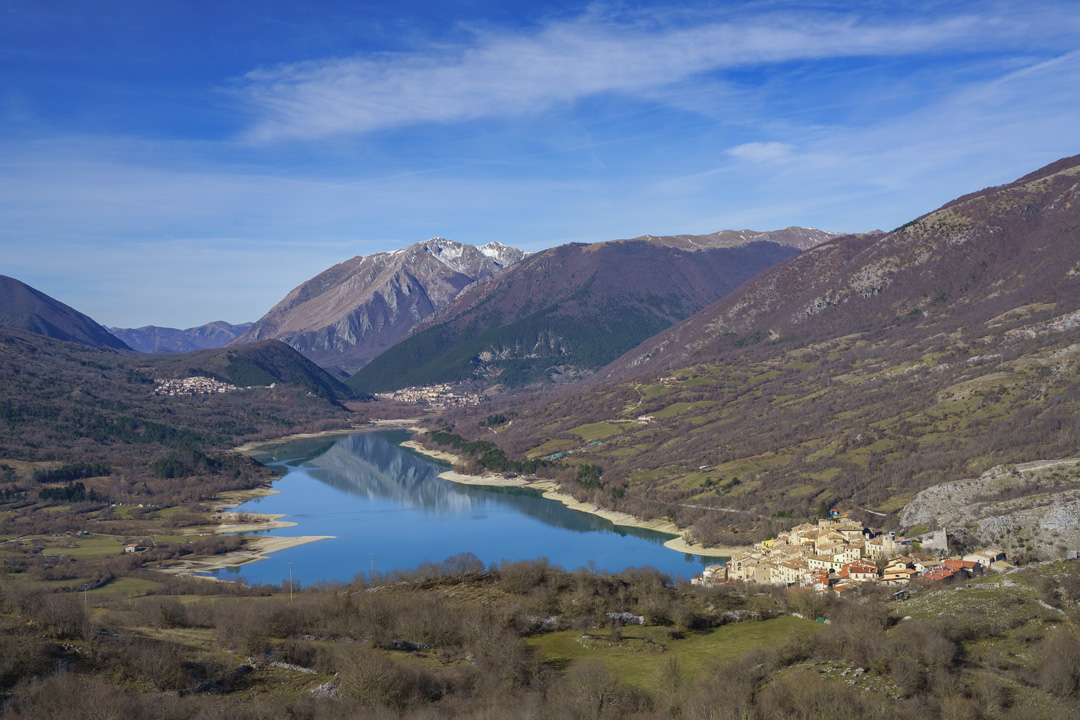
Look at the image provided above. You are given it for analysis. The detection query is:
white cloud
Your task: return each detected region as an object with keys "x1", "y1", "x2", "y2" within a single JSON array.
[
  {"x1": 237, "y1": 6, "x2": 1079, "y2": 141},
  {"x1": 726, "y1": 142, "x2": 795, "y2": 163},
  {"x1": 655, "y1": 47, "x2": 1080, "y2": 234}
]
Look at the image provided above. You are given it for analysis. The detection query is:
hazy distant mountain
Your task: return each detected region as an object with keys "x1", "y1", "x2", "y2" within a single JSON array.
[
  {"x1": 349, "y1": 235, "x2": 803, "y2": 392},
  {"x1": 230, "y1": 238, "x2": 528, "y2": 375},
  {"x1": 110, "y1": 321, "x2": 253, "y2": 354},
  {"x1": 0, "y1": 275, "x2": 130, "y2": 351}
]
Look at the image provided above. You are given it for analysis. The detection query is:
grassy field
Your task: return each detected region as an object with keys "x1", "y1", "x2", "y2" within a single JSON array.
[
  {"x1": 527, "y1": 615, "x2": 817, "y2": 687},
  {"x1": 39, "y1": 534, "x2": 126, "y2": 560},
  {"x1": 567, "y1": 422, "x2": 624, "y2": 442},
  {"x1": 88, "y1": 576, "x2": 164, "y2": 598}
]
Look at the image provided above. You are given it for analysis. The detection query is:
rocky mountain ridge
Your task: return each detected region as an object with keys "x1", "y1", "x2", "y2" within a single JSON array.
[
  {"x1": 230, "y1": 238, "x2": 529, "y2": 375},
  {"x1": 349, "y1": 238, "x2": 801, "y2": 392},
  {"x1": 901, "y1": 457, "x2": 1080, "y2": 559}
]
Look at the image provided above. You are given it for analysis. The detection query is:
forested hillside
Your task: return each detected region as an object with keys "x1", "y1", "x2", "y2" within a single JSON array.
[
  {"x1": 351, "y1": 240, "x2": 799, "y2": 392},
  {"x1": 0, "y1": 328, "x2": 353, "y2": 477}
]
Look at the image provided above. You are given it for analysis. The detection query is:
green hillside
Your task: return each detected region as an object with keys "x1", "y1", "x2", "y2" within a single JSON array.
[
  {"x1": 350, "y1": 239, "x2": 799, "y2": 392},
  {"x1": 152, "y1": 340, "x2": 365, "y2": 404},
  {"x1": 350, "y1": 301, "x2": 673, "y2": 392}
]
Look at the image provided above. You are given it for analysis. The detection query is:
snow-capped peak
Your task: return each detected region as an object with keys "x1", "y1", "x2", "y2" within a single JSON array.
[{"x1": 478, "y1": 241, "x2": 529, "y2": 268}]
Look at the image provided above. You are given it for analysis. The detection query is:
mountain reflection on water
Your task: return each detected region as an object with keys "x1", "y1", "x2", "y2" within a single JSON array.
[
  {"x1": 222, "y1": 430, "x2": 712, "y2": 585},
  {"x1": 266, "y1": 431, "x2": 663, "y2": 541}
]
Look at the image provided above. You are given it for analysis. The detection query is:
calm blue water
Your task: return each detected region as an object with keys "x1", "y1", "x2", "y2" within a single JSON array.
[{"x1": 206, "y1": 430, "x2": 715, "y2": 585}]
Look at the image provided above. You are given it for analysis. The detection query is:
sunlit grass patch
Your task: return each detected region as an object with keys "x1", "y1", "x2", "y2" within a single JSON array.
[
  {"x1": 89, "y1": 576, "x2": 164, "y2": 598},
  {"x1": 526, "y1": 438, "x2": 579, "y2": 459},
  {"x1": 875, "y1": 494, "x2": 913, "y2": 513},
  {"x1": 567, "y1": 422, "x2": 623, "y2": 442},
  {"x1": 640, "y1": 384, "x2": 670, "y2": 401},
  {"x1": 528, "y1": 616, "x2": 818, "y2": 687},
  {"x1": 40, "y1": 535, "x2": 125, "y2": 560}
]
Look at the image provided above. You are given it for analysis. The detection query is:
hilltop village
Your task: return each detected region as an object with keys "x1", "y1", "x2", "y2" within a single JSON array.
[
  {"x1": 152, "y1": 376, "x2": 238, "y2": 396},
  {"x1": 374, "y1": 383, "x2": 486, "y2": 410},
  {"x1": 697, "y1": 517, "x2": 1010, "y2": 593}
]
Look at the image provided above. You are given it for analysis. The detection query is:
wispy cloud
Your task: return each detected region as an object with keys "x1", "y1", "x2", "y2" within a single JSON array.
[
  {"x1": 238, "y1": 6, "x2": 1078, "y2": 141},
  {"x1": 664, "y1": 48, "x2": 1080, "y2": 233},
  {"x1": 727, "y1": 142, "x2": 795, "y2": 163}
]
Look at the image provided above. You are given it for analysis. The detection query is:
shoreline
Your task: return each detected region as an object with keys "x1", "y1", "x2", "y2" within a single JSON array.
[
  {"x1": 401, "y1": 438, "x2": 743, "y2": 559},
  {"x1": 187, "y1": 420, "x2": 426, "y2": 576},
  {"x1": 159, "y1": 534, "x2": 335, "y2": 576},
  {"x1": 232, "y1": 418, "x2": 421, "y2": 455},
  {"x1": 180, "y1": 419, "x2": 741, "y2": 579}
]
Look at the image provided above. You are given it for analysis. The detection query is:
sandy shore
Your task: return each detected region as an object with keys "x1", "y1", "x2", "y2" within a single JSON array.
[
  {"x1": 169, "y1": 473, "x2": 338, "y2": 576},
  {"x1": 233, "y1": 418, "x2": 421, "y2": 455},
  {"x1": 168, "y1": 507, "x2": 336, "y2": 576},
  {"x1": 211, "y1": 486, "x2": 281, "y2": 512},
  {"x1": 159, "y1": 534, "x2": 334, "y2": 576},
  {"x1": 407, "y1": 439, "x2": 744, "y2": 559}
]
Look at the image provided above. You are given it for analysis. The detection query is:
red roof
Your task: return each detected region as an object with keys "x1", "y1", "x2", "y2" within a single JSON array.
[{"x1": 923, "y1": 567, "x2": 956, "y2": 584}]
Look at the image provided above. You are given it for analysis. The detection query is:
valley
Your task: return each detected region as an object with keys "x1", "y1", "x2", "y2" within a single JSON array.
[
  {"x1": 6, "y1": 2, "x2": 1080, "y2": 715},
  {"x1": 2, "y1": 156, "x2": 1080, "y2": 717}
]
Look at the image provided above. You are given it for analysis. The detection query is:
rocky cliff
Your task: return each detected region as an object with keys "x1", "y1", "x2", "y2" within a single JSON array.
[{"x1": 230, "y1": 238, "x2": 528, "y2": 374}]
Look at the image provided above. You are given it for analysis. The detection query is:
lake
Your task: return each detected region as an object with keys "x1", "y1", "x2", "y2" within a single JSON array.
[{"x1": 206, "y1": 430, "x2": 717, "y2": 585}]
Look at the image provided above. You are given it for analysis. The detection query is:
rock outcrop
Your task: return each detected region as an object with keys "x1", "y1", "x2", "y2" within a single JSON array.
[{"x1": 230, "y1": 238, "x2": 527, "y2": 374}]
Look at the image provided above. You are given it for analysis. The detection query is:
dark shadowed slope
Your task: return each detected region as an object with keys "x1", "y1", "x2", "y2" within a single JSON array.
[
  {"x1": 148, "y1": 341, "x2": 363, "y2": 404},
  {"x1": 349, "y1": 238, "x2": 801, "y2": 392},
  {"x1": 0, "y1": 275, "x2": 130, "y2": 351}
]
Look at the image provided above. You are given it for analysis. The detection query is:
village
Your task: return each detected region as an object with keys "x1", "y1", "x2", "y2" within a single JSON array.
[
  {"x1": 153, "y1": 376, "x2": 239, "y2": 396},
  {"x1": 373, "y1": 383, "x2": 486, "y2": 410},
  {"x1": 695, "y1": 515, "x2": 1011, "y2": 594}
]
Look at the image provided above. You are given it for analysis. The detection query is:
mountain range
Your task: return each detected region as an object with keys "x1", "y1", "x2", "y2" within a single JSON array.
[
  {"x1": 109, "y1": 321, "x2": 253, "y2": 354},
  {"x1": 0, "y1": 279, "x2": 359, "y2": 405},
  {"x1": 229, "y1": 238, "x2": 529, "y2": 375},
  {"x1": 349, "y1": 237, "x2": 803, "y2": 392},
  {"x1": 5, "y1": 153, "x2": 1080, "y2": 555}
]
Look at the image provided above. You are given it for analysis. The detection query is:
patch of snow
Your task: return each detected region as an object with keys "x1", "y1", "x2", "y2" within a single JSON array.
[{"x1": 478, "y1": 241, "x2": 529, "y2": 267}]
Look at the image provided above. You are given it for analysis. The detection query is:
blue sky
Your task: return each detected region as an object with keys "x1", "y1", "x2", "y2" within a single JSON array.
[{"x1": 2, "y1": 0, "x2": 1079, "y2": 328}]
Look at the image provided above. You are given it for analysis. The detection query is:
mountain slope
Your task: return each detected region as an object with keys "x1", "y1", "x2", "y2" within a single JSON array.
[
  {"x1": 0, "y1": 275, "x2": 130, "y2": 351},
  {"x1": 230, "y1": 238, "x2": 527, "y2": 374},
  {"x1": 148, "y1": 341, "x2": 362, "y2": 403},
  {"x1": 619, "y1": 225, "x2": 847, "y2": 251},
  {"x1": 427, "y1": 154, "x2": 1080, "y2": 547},
  {"x1": 110, "y1": 321, "x2": 253, "y2": 353},
  {"x1": 0, "y1": 326, "x2": 350, "y2": 465},
  {"x1": 349, "y1": 238, "x2": 801, "y2": 392},
  {"x1": 606, "y1": 154, "x2": 1080, "y2": 379}
]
